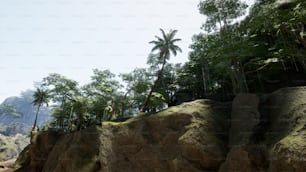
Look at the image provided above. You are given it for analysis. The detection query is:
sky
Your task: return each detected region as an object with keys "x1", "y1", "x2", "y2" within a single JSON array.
[{"x1": 0, "y1": 0, "x2": 254, "y2": 103}]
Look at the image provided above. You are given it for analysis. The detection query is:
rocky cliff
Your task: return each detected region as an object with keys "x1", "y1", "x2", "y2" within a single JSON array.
[{"x1": 12, "y1": 87, "x2": 306, "y2": 172}]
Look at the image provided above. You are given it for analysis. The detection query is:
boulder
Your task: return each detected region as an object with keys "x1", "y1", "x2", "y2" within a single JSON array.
[
  {"x1": 219, "y1": 146, "x2": 268, "y2": 172},
  {"x1": 261, "y1": 87, "x2": 306, "y2": 171}
]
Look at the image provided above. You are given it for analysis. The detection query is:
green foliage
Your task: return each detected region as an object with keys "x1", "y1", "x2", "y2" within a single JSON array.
[
  {"x1": 26, "y1": 0, "x2": 306, "y2": 132},
  {"x1": 42, "y1": 73, "x2": 79, "y2": 103},
  {"x1": 32, "y1": 88, "x2": 51, "y2": 131},
  {"x1": 198, "y1": 0, "x2": 248, "y2": 32},
  {"x1": 86, "y1": 69, "x2": 121, "y2": 96},
  {"x1": 0, "y1": 90, "x2": 51, "y2": 136},
  {"x1": 149, "y1": 92, "x2": 166, "y2": 110},
  {"x1": 120, "y1": 68, "x2": 151, "y2": 111},
  {"x1": 32, "y1": 88, "x2": 50, "y2": 107},
  {"x1": 84, "y1": 69, "x2": 123, "y2": 122},
  {"x1": 35, "y1": 29, "x2": 183, "y2": 130},
  {"x1": 0, "y1": 123, "x2": 31, "y2": 136},
  {"x1": 141, "y1": 29, "x2": 182, "y2": 112},
  {"x1": 40, "y1": 70, "x2": 130, "y2": 131},
  {"x1": 183, "y1": 0, "x2": 306, "y2": 98},
  {"x1": 149, "y1": 29, "x2": 182, "y2": 61},
  {"x1": 0, "y1": 104, "x2": 22, "y2": 118},
  {"x1": 0, "y1": 134, "x2": 29, "y2": 162}
]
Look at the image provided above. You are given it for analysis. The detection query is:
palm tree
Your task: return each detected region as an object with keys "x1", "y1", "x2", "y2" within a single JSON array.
[
  {"x1": 32, "y1": 88, "x2": 50, "y2": 131},
  {"x1": 141, "y1": 29, "x2": 182, "y2": 112}
]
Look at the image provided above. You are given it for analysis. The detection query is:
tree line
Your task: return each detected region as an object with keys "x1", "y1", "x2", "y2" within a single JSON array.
[
  {"x1": 31, "y1": 0, "x2": 306, "y2": 132},
  {"x1": 31, "y1": 29, "x2": 182, "y2": 132},
  {"x1": 183, "y1": 0, "x2": 306, "y2": 99}
]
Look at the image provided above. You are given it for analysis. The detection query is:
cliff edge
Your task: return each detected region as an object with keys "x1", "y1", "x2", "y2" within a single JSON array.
[{"x1": 12, "y1": 87, "x2": 306, "y2": 172}]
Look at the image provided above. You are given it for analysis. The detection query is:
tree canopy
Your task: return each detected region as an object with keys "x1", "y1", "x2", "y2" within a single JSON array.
[
  {"x1": 32, "y1": 88, "x2": 50, "y2": 131},
  {"x1": 183, "y1": 0, "x2": 306, "y2": 98},
  {"x1": 34, "y1": 0, "x2": 306, "y2": 132}
]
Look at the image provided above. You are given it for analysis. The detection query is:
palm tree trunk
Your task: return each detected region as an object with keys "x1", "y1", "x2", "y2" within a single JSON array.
[
  {"x1": 32, "y1": 104, "x2": 41, "y2": 131},
  {"x1": 141, "y1": 58, "x2": 166, "y2": 112}
]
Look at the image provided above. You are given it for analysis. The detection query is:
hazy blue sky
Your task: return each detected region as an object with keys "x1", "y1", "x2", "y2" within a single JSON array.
[{"x1": 0, "y1": 0, "x2": 253, "y2": 103}]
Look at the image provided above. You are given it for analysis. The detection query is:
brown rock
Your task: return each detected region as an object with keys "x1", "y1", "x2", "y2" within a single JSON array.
[
  {"x1": 219, "y1": 146, "x2": 268, "y2": 172},
  {"x1": 13, "y1": 86, "x2": 306, "y2": 172},
  {"x1": 31, "y1": 99, "x2": 230, "y2": 172},
  {"x1": 222, "y1": 87, "x2": 306, "y2": 172},
  {"x1": 260, "y1": 87, "x2": 306, "y2": 145},
  {"x1": 270, "y1": 141, "x2": 306, "y2": 172},
  {"x1": 265, "y1": 87, "x2": 306, "y2": 171},
  {"x1": 29, "y1": 131, "x2": 62, "y2": 172}
]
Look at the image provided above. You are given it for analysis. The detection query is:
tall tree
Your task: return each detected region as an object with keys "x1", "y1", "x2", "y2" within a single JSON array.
[
  {"x1": 141, "y1": 29, "x2": 182, "y2": 112},
  {"x1": 71, "y1": 97, "x2": 88, "y2": 131},
  {"x1": 83, "y1": 69, "x2": 122, "y2": 122},
  {"x1": 32, "y1": 88, "x2": 50, "y2": 131},
  {"x1": 121, "y1": 68, "x2": 151, "y2": 112},
  {"x1": 42, "y1": 73, "x2": 79, "y2": 130},
  {"x1": 198, "y1": 0, "x2": 249, "y2": 94},
  {"x1": 198, "y1": 0, "x2": 248, "y2": 32},
  {"x1": 42, "y1": 73, "x2": 79, "y2": 105}
]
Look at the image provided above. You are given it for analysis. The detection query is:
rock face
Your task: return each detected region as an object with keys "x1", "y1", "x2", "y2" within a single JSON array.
[
  {"x1": 43, "y1": 100, "x2": 227, "y2": 172},
  {"x1": 262, "y1": 87, "x2": 306, "y2": 171},
  {"x1": 30, "y1": 131, "x2": 63, "y2": 172},
  {"x1": 229, "y1": 94, "x2": 260, "y2": 146},
  {"x1": 220, "y1": 87, "x2": 306, "y2": 172},
  {"x1": 13, "y1": 87, "x2": 306, "y2": 172},
  {"x1": 24, "y1": 100, "x2": 230, "y2": 172},
  {"x1": 219, "y1": 146, "x2": 268, "y2": 172}
]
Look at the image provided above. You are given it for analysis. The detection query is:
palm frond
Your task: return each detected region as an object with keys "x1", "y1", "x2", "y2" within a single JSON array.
[
  {"x1": 149, "y1": 28, "x2": 182, "y2": 61},
  {"x1": 172, "y1": 45, "x2": 183, "y2": 53},
  {"x1": 168, "y1": 29, "x2": 178, "y2": 40},
  {"x1": 155, "y1": 36, "x2": 164, "y2": 43},
  {"x1": 149, "y1": 40, "x2": 160, "y2": 44},
  {"x1": 151, "y1": 44, "x2": 163, "y2": 52},
  {"x1": 159, "y1": 28, "x2": 167, "y2": 41},
  {"x1": 170, "y1": 38, "x2": 182, "y2": 43},
  {"x1": 33, "y1": 88, "x2": 51, "y2": 106}
]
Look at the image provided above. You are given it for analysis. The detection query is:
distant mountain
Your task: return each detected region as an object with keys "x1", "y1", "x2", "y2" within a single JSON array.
[
  {"x1": 0, "y1": 90, "x2": 51, "y2": 136},
  {"x1": 0, "y1": 133, "x2": 29, "y2": 162}
]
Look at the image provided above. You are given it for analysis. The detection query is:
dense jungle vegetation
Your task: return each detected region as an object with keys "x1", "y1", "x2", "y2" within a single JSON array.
[{"x1": 31, "y1": 0, "x2": 306, "y2": 132}]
